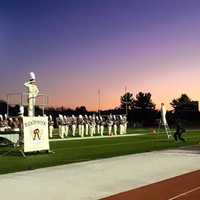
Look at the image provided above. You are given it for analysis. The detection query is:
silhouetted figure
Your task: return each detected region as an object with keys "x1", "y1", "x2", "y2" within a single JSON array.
[{"x1": 174, "y1": 119, "x2": 186, "y2": 142}]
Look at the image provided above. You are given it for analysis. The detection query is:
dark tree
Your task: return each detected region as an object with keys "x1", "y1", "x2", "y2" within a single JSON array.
[
  {"x1": 170, "y1": 94, "x2": 191, "y2": 110},
  {"x1": 120, "y1": 92, "x2": 135, "y2": 110},
  {"x1": 134, "y1": 92, "x2": 155, "y2": 110},
  {"x1": 75, "y1": 106, "x2": 87, "y2": 114},
  {"x1": 0, "y1": 100, "x2": 7, "y2": 114}
]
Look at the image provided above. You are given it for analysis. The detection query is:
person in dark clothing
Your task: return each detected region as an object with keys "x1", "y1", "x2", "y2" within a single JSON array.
[{"x1": 174, "y1": 119, "x2": 186, "y2": 142}]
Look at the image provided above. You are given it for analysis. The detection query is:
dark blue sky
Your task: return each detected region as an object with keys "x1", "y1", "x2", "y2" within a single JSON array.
[{"x1": 1, "y1": 0, "x2": 200, "y2": 110}]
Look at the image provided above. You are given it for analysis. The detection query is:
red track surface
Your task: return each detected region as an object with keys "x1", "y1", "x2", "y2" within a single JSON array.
[{"x1": 102, "y1": 170, "x2": 200, "y2": 200}]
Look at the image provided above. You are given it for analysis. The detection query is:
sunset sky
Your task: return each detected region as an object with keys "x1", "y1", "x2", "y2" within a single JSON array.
[{"x1": 0, "y1": 0, "x2": 200, "y2": 111}]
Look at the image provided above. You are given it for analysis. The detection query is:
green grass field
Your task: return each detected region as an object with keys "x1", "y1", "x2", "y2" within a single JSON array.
[{"x1": 0, "y1": 129, "x2": 200, "y2": 175}]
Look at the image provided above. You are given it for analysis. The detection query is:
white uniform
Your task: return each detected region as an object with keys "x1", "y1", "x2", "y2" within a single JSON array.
[
  {"x1": 96, "y1": 116, "x2": 100, "y2": 134},
  {"x1": 100, "y1": 116, "x2": 104, "y2": 136},
  {"x1": 89, "y1": 116, "x2": 93, "y2": 136},
  {"x1": 113, "y1": 115, "x2": 118, "y2": 135},
  {"x1": 48, "y1": 115, "x2": 54, "y2": 138},
  {"x1": 78, "y1": 115, "x2": 84, "y2": 137},
  {"x1": 107, "y1": 115, "x2": 113, "y2": 136},
  {"x1": 123, "y1": 116, "x2": 128, "y2": 134},
  {"x1": 57, "y1": 115, "x2": 65, "y2": 138},
  {"x1": 119, "y1": 115, "x2": 124, "y2": 135},
  {"x1": 71, "y1": 115, "x2": 77, "y2": 137},
  {"x1": 0, "y1": 115, "x2": 5, "y2": 132},
  {"x1": 84, "y1": 115, "x2": 89, "y2": 136},
  {"x1": 24, "y1": 72, "x2": 39, "y2": 117},
  {"x1": 64, "y1": 116, "x2": 69, "y2": 137},
  {"x1": 92, "y1": 115, "x2": 96, "y2": 135}
]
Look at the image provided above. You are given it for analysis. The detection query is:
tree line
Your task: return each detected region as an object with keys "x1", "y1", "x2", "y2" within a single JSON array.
[{"x1": 0, "y1": 92, "x2": 199, "y2": 128}]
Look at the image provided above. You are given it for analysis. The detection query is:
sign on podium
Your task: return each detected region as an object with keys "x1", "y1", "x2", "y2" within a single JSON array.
[{"x1": 23, "y1": 116, "x2": 49, "y2": 153}]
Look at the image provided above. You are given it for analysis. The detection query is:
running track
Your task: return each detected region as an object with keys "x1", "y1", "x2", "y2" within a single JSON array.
[{"x1": 102, "y1": 170, "x2": 200, "y2": 200}]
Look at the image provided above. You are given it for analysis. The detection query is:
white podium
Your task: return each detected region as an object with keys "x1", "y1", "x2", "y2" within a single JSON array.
[{"x1": 23, "y1": 116, "x2": 49, "y2": 153}]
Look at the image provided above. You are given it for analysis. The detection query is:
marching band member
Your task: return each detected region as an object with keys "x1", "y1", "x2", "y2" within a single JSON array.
[
  {"x1": 113, "y1": 115, "x2": 118, "y2": 135},
  {"x1": 92, "y1": 115, "x2": 96, "y2": 135},
  {"x1": 107, "y1": 114, "x2": 113, "y2": 136},
  {"x1": 4, "y1": 114, "x2": 10, "y2": 130},
  {"x1": 100, "y1": 116, "x2": 105, "y2": 136},
  {"x1": 24, "y1": 72, "x2": 39, "y2": 117},
  {"x1": 71, "y1": 115, "x2": 77, "y2": 137},
  {"x1": 78, "y1": 115, "x2": 84, "y2": 137},
  {"x1": 119, "y1": 115, "x2": 124, "y2": 135},
  {"x1": 84, "y1": 115, "x2": 89, "y2": 136},
  {"x1": 0, "y1": 115, "x2": 5, "y2": 132},
  {"x1": 8, "y1": 118, "x2": 13, "y2": 130},
  {"x1": 96, "y1": 116, "x2": 100, "y2": 134},
  {"x1": 12, "y1": 118, "x2": 20, "y2": 132},
  {"x1": 57, "y1": 114, "x2": 65, "y2": 138},
  {"x1": 63, "y1": 116, "x2": 69, "y2": 137},
  {"x1": 123, "y1": 115, "x2": 128, "y2": 134},
  {"x1": 89, "y1": 115, "x2": 93, "y2": 136},
  {"x1": 48, "y1": 115, "x2": 54, "y2": 138}
]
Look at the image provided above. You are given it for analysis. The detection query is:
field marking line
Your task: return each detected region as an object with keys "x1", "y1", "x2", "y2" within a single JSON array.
[
  {"x1": 168, "y1": 185, "x2": 200, "y2": 200},
  {"x1": 50, "y1": 133, "x2": 146, "y2": 141}
]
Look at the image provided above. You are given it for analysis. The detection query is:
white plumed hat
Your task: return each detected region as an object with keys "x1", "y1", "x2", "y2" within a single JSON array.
[{"x1": 30, "y1": 72, "x2": 36, "y2": 80}]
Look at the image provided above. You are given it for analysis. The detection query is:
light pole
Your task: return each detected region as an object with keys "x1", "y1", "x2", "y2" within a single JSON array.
[
  {"x1": 125, "y1": 86, "x2": 128, "y2": 116},
  {"x1": 98, "y1": 89, "x2": 100, "y2": 114}
]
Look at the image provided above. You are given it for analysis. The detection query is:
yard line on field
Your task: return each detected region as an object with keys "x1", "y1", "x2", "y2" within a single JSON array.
[
  {"x1": 50, "y1": 131, "x2": 173, "y2": 142},
  {"x1": 50, "y1": 133, "x2": 146, "y2": 141},
  {"x1": 168, "y1": 186, "x2": 200, "y2": 200}
]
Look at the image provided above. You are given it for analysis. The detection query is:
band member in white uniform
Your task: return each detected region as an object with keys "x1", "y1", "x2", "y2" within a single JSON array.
[
  {"x1": 119, "y1": 115, "x2": 124, "y2": 135},
  {"x1": 24, "y1": 72, "x2": 39, "y2": 117},
  {"x1": 113, "y1": 115, "x2": 118, "y2": 135},
  {"x1": 78, "y1": 115, "x2": 84, "y2": 137},
  {"x1": 12, "y1": 118, "x2": 20, "y2": 132},
  {"x1": 92, "y1": 115, "x2": 96, "y2": 135},
  {"x1": 96, "y1": 116, "x2": 100, "y2": 134},
  {"x1": 89, "y1": 115, "x2": 93, "y2": 136},
  {"x1": 4, "y1": 114, "x2": 10, "y2": 130},
  {"x1": 0, "y1": 115, "x2": 5, "y2": 132},
  {"x1": 84, "y1": 115, "x2": 89, "y2": 136},
  {"x1": 107, "y1": 114, "x2": 113, "y2": 136},
  {"x1": 123, "y1": 115, "x2": 128, "y2": 134},
  {"x1": 100, "y1": 116, "x2": 105, "y2": 136},
  {"x1": 71, "y1": 115, "x2": 77, "y2": 137},
  {"x1": 57, "y1": 114, "x2": 65, "y2": 138},
  {"x1": 48, "y1": 115, "x2": 54, "y2": 138},
  {"x1": 63, "y1": 116, "x2": 69, "y2": 137}
]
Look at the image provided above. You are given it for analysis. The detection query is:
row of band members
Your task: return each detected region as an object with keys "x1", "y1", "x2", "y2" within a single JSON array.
[
  {"x1": 0, "y1": 114, "x2": 21, "y2": 132},
  {"x1": 52, "y1": 114, "x2": 128, "y2": 138},
  {"x1": 0, "y1": 114, "x2": 128, "y2": 138}
]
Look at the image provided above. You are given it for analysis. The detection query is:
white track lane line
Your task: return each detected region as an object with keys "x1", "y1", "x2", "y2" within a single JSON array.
[{"x1": 168, "y1": 186, "x2": 200, "y2": 200}]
